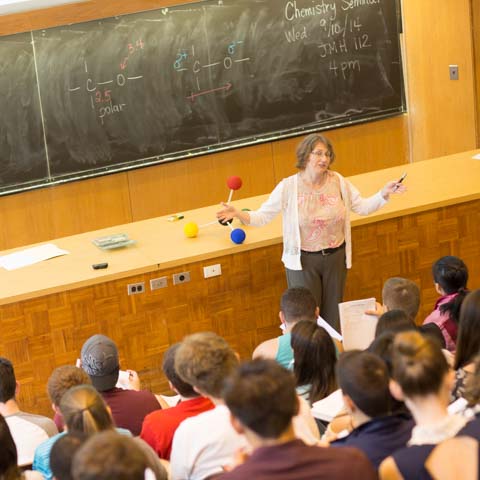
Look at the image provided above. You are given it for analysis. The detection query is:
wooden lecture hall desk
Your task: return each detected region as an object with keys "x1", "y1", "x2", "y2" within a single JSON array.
[{"x1": 1, "y1": 149, "x2": 480, "y2": 416}]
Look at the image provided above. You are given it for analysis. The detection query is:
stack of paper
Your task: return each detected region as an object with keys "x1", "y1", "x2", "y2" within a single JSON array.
[{"x1": 339, "y1": 298, "x2": 378, "y2": 350}]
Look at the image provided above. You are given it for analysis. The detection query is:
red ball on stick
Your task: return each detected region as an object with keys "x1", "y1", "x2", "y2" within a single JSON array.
[{"x1": 226, "y1": 176, "x2": 242, "y2": 190}]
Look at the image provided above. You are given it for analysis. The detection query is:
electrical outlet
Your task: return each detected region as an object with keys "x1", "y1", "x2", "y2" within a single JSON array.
[
  {"x1": 173, "y1": 271, "x2": 190, "y2": 285},
  {"x1": 449, "y1": 65, "x2": 459, "y2": 80},
  {"x1": 203, "y1": 264, "x2": 222, "y2": 278},
  {"x1": 150, "y1": 277, "x2": 167, "y2": 290},
  {"x1": 127, "y1": 282, "x2": 145, "y2": 295}
]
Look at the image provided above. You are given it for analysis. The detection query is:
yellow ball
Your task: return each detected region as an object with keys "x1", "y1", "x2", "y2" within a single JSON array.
[{"x1": 184, "y1": 222, "x2": 199, "y2": 238}]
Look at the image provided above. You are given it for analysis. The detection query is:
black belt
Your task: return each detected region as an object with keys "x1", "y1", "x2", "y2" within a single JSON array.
[{"x1": 301, "y1": 242, "x2": 345, "y2": 256}]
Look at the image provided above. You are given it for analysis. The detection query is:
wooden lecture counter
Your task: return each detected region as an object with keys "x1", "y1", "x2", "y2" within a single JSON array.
[{"x1": 1, "y1": 149, "x2": 480, "y2": 415}]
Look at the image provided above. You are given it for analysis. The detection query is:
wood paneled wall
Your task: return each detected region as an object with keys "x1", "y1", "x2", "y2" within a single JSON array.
[
  {"x1": 402, "y1": 0, "x2": 477, "y2": 161},
  {"x1": 4, "y1": 199, "x2": 479, "y2": 418}
]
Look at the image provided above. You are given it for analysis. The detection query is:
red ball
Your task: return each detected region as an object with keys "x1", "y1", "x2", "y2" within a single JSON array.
[{"x1": 227, "y1": 176, "x2": 242, "y2": 190}]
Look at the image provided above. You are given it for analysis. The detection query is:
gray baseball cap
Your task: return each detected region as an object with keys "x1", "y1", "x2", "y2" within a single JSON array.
[{"x1": 80, "y1": 334, "x2": 119, "y2": 391}]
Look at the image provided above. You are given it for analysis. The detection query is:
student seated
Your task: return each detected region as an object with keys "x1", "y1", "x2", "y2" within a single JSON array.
[
  {"x1": 379, "y1": 331, "x2": 466, "y2": 480},
  {"x1": 170, "y1": 332, "x2": 320, "y2": 480},
  {"x1": 0, "y1": 357, "x2": 58, "y2": 467},
  {"x1": 0, "y1": 415, "x2": 42, "y2": 480},
  {"x1": 423, "y1": 255, "x2": 469, "y2": 352},
  {"x1": 452, "y1": 290, "x2": 480, "y2": 399},
  {"x1": 366, "y1": 277, "x2": 420, "y2": 323},
  {"x1": 291, "y1": 320, "x2": 337, "y2": 405},
  {"x1": 50, "y1": 432, "x2": 88, "y2": 480},
  {"x1": 33, "y1": 385, "x2": 166, "y2": 480},
  {"x1": 79, "y1": 334, "x2": 161, "y2": 436},
  {"x1": 330, "y1": 350, "x2": 413, "y2": 468},
  {"x1": 253, "y1": 287, "x2": 317, "y2": 368},
  {"x1": 47, "y1": 365, "x2": 92, "y2": 432},
  {"x1": 217, "y1": 358, "x2": 377, "y2": 480},
  {"x1": 374, "y1": 310, "x2": 416, "y2": 338},
  {"x1": 424, "y1": 353, "x2": 480, "y2": 479},
  {"x1": 141, "y1": 343, "x2": 214, "y2": 460},
  {"x1": 72, "y1": 431, "x2": 155, "y2": 480}
]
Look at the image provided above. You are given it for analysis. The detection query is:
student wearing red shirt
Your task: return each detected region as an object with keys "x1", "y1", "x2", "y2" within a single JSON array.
[{"x1": 141, "y1": 343, "x2": 214, "y2": 459}]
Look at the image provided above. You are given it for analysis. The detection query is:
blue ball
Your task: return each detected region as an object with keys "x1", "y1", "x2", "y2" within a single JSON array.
[{"x1": 230, "y1": 228, "x2": 246, "y2": 244}]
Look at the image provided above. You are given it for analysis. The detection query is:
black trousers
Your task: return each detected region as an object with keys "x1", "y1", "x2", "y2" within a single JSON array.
[{"x1": 285, "y1": 244, "x2": 347, "y2": 331}]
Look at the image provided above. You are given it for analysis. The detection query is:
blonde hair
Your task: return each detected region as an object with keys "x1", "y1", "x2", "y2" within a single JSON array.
[{"x1": 59, "y1": 385, "x2": 114, "y2": 434}]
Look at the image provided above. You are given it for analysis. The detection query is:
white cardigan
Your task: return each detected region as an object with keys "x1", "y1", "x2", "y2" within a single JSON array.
[{"x1": 248, "y1": 173, "x2": 387, "y2": 270}]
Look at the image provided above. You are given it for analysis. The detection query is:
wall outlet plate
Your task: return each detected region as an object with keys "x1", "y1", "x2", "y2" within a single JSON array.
[
  {"x1": 127, "y1": 282, "x2": 145, "y2": 295},
  {"x1": 150, "y1": 277, "x2": 167, "y2": 290},
  {"x1": 173, "y1": 271, "x2": 190, "y2": 285},
  {"x1": 203, "y1": 264, "x2": 222, "y2": 278}
]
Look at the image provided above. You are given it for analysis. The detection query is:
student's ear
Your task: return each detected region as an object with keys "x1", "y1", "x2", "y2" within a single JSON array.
[
  {"x1": 229, "y1": 413, "x2": 245, "y2": 435},
  {"x1": 279, "y1": 311, "x2": 286, "y2": 326},
  {"x1": 15, "y1": 381, "x2": 20, "y2": 397},
  {"x1": 315, "y1": 306, "x2": 320, "y2": 318},
  {"x1": 434, "y1": 283, "x2": 445, "y2": 296},
  {"x1": 52, "y1": 403, "x2": 61, "y2": 415},
  {"x1": 389, "y1": 379, "x2": 405, "y2": 401}
]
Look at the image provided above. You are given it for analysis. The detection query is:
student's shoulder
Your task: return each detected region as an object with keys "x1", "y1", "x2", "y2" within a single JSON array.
[{"x1": 252, "y1": 337, "x2": 279, "y2": 360}]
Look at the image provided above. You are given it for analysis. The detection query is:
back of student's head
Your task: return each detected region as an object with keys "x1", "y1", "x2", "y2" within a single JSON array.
[
  {"x1": 0, "y1": 358, "x2": 16, "y2": 403},
  {"x1": 375, "y1": 309, "x2": 416, "y2": 338},
  {"x1": 280, "y1": 287, "x2": 317, "y2": 324},
  {"x1": 47, "y1": 366, "x2": 91, "y2": 408},
  {"x1": 368, "y1": 332, "x2": 407, "y2": 414},
  {"x1": 418, "y1": 323, "x2": 446, "y2": 349},
  {"x1": 432, "y1": 256, "x2": 469, "y2": 324},
  {"x1": 175, "y1": 332, "x2": 238, "y2": 398},
  {"x1": 392, "y1": 330, "x2": 449, "y2": 397},
  {"x1": 368, "y1": 332, "x2": 396, "y2": 374},
  {"x1": 382, "y1": 277, "x2": 420, "y2": 321},
  {"x1": 291, "y1": 320, "x2": 337, "y2": 403},
  {"x1": 0, "y1": 414, "x2": 20, "y2": 479},
  {"x1": 337, "y1": 350, "x2": 391, "y2": 417},
  {"x1": 162, "y1": 343, "x2": 197, "y2": 398},
  {"x1": 454, "y1": 290, "x2": 480, "y2": 370},
  {"x1": 72, "y1": 432, "x2": 148, "y2": 480},
  {"x1": 59, "y1": 385, "x2": 114, "y2": 434},
  {"x1": 50, "y1": 432, "x2": 88, "y2": 480},
  {"x1": 223, "y1": 359, "x2": 298, "y2": 439},
  {"x1": 433, "y1": 256, "x2": 468, "y2": 294}
]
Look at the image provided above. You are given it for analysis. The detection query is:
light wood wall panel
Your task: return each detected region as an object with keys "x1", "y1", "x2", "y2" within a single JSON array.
[
  {"x1": 127, "y1": 143, "x2": 275, "y2": 221},
  {"x1": 402, "y1": 0, "x2": 477, "y2": 161},
  {"x1": 3, "y1": 199, "x2": 479, "y2": 417},
  {"x1": 0, "y1": 173, "x2": 132, "y2": 250}
]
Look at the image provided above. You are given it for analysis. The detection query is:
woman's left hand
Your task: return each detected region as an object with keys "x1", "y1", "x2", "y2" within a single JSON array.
[{"x1": 381, "y1": 180, "x2": 407, "y2": 200}]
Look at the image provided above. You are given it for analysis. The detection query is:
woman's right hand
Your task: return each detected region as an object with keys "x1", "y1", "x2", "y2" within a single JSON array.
[{"x1": 216, "y1": 202, "x2": 239, "y2": 222}]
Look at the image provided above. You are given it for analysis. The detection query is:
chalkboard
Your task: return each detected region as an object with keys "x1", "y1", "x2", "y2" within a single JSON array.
[
  {"x1": 0, "y1": 0, "x2": 404, "y2": 195},
  {"x1": 0, "y1": 32, "x2": 47, "y2": 189}
]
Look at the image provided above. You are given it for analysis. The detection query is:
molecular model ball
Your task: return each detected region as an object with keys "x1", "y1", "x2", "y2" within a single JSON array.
[{"x1": 183, "y1": 176, "x2": 246, "y2": 244}]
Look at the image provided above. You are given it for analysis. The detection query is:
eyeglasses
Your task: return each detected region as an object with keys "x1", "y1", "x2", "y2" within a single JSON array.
[{"x1": 310, "y1": 150, "x2": 331, "y2": 157}]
